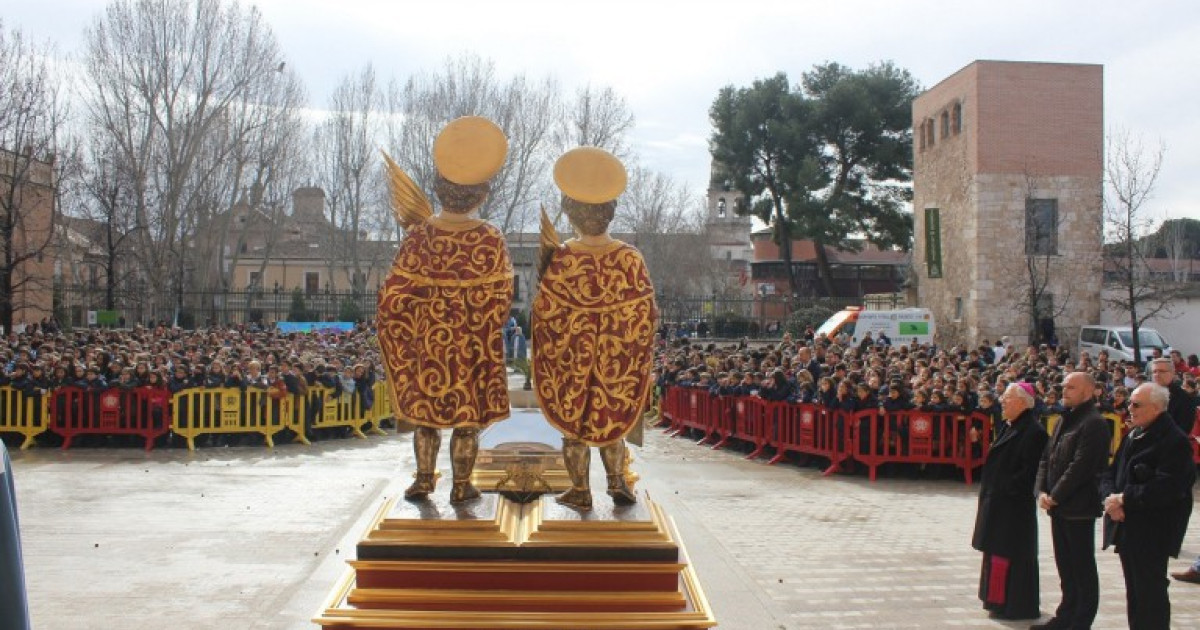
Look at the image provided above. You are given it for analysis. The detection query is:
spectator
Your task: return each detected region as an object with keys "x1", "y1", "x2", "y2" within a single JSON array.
[
  {"x1": 1102, "y1": 383, "x2": 1195, "y2": 628},
  {"x1": 1149, "y1": 358, "x2": 1198, "y2": 435},
  {"x1": 1033, "y1": 371, "x2": 1110, "y2": 630},
  {"x1": 972, "y1": 382, "x2": 1048, "y2": 621}
]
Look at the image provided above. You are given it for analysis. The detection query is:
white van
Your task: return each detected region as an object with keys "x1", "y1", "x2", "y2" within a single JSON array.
[
  {"x1": 1078, "y1": 325, "x2": 1171, "y2": 363},
  {"x1": 816, "y1": 307, "x2": 936, "y2": 346}
]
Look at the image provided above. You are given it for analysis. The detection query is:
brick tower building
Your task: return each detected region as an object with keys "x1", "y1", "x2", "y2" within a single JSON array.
[{"x1": 912, "y1": 61, "x2": 1104, "y2": 347}]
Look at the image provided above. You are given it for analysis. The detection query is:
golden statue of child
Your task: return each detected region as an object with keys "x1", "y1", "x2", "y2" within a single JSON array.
[
  {"x1": 377, "y1": 117, "x2": 513, "y2": 503},
  {"x1": 532, "y1": 147, "x2": 658, "y2": 510}
]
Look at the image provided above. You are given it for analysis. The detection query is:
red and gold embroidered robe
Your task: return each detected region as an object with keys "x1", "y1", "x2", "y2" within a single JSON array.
[
  {"x1": 532, "y1": 240, "x2": 656, "y2": 445},
  {"x1": 377, "y1": 216, "x2": 513, "y2": 429}
]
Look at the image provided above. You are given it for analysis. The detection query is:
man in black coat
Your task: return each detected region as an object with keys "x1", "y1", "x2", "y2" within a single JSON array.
[
  {"x1": 1033, "y1": 371, "x2": 1111, "y2": 630},
  {"x1": 973, "y1": 382, "x2": 1049, "y2": 620},
  {"x1": 1100, "y1": 382, "x2": 1195, "y2": 630},
  {"x1": 1149, "y1": 359, "x2": 1198, "y2": 435}
]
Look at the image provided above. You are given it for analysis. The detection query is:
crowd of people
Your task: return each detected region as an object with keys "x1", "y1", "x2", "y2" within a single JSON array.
[
  {"x1": 653, "y1": 329, "x2": 1200, "y2": 436},
  {"x1": 654, "y1": 328, "x2": 1200, "y2": 630},
  {"x1": 0, "y1": 322, "x2": 384, "y2": 422}
]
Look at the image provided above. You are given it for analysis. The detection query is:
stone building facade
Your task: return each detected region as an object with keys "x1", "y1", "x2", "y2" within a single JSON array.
[
  {"x1": 912, "y1": 61, "x2": 1104, "y2": 347},
  {"x1": 704, "y1": 164, "x2": 754, "y2": 296}
]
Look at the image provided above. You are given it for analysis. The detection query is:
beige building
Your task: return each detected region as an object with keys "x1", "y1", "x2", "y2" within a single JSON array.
[
  {"x1": 912, "y1": 60, "x2": 1104, "y2": 347},
  {"x1": 224, "y1": 187, "x2": 393, "y2": 295}
]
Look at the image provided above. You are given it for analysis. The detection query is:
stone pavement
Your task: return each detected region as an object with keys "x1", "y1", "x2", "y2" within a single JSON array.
[{"x1": 7, "y1": 418, "x2": 1200, "y2": 629}]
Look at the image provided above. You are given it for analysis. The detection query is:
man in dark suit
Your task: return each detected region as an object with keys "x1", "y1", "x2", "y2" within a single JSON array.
[
  {"x1": 1149, "y1": 359, "x2": 1198, "y2": 435},
  {"x1": 973, "y1": 382, "x2": 1049, "y2": 620},
  {"x1": 1033, "y1": 371, "x2": 1110, "y2": 630},
  {"x1": 1100, "y1": 382, "x2": 1195, "y2": 630}
]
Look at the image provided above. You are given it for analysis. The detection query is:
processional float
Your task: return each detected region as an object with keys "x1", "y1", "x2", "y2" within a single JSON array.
[{"x1": 314, "y1": 118, "x2": 716, "y2": 629}]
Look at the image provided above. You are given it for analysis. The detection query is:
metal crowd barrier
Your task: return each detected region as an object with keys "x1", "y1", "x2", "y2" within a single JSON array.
[
  {"x1": 659, "y1": 387, "x2": 991, "y2": 484},
  {"x1": 50, "y1": 387, "x2": 172, "y2": 450},
  {"x1": 171, "y1": 387, "x2": 303, "y2": 451},
  {"x1": 0, "y1": 387, "x2": 50, "y2": 450},
  {"x1": 305, "y1": 385, "x2": 388, "y2": 439},
  {"x1": 0, "y1": 381, "x2": 397, "y2": 451}
]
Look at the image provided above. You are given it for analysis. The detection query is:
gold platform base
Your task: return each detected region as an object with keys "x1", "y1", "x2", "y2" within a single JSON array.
[{"x1": 314, "y1": 494, "x2": 717, "y2": 629}]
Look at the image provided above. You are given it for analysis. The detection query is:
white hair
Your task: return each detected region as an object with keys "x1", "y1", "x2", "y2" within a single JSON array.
[
  {"x1": 1134, "y1": 382, "x2": 1170, "y2": 410},
  {"x1": 1150, "y1": 358, "x2": 1175, "y2": 374},
  {"x1": 1005, "y1": 383, "x2": 1034, "y2": 406}
]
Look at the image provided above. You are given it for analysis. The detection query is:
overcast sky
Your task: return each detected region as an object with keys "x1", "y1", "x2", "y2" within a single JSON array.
[{"x1": 8, "y1": 0, "x2": 1200, "y2": 223}]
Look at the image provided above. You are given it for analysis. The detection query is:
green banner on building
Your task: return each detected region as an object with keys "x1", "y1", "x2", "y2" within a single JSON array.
[{"x1": 925, "y1": 208, "x2": 942, "y2": 278}]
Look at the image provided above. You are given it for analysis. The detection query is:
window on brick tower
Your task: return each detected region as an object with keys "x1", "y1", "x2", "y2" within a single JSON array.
[
  {"x1": 717, "y1": 198, "x2": 726, "y2": 218},
  {"x1": 1025, "y1": 198, "x2": 1059, "y2": 256},
  {"x1": 941, "y1": 111, "x2": 950, "y2": 139},
  {"x1": 952, "y1": 102, "x2": 962, "y2": 134},
  {"x1": 926, "y1": 119, "x2": 935, "y2": 147}
]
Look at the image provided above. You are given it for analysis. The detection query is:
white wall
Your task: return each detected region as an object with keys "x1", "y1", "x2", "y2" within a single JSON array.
[{"x1": 1101, "y1": 291, "x2": 1200, "y2": 357}]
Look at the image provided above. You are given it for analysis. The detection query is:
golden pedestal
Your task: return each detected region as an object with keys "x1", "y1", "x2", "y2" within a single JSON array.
[{"x1": 314, "y1": 492, "x2": 717, "y2": 629}]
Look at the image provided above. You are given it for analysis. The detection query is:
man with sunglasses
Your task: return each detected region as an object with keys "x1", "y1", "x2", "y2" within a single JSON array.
[{"x1": 1100, "y1": 383, "x2": 1195, "y2": 629}]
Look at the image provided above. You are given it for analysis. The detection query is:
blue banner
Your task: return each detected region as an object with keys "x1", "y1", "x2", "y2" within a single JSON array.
[{"x1": 275, "y1": 322, "x2": 356, "y2": 334}]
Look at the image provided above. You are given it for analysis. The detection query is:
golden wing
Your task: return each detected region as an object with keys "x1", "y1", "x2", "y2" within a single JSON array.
[
  {"x1": 381, "y1": 150, "x2": 433, "y2": 231},
  {"x1": 538, "y1": 204, "x2": 562, "y2": 277}
]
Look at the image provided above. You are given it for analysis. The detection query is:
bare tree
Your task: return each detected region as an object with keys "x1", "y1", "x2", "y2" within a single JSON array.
[
  {"x1": 0, "y1": 21, "x2": 69, "y2": 333},
  {"x1": 80, "y1": 0, "x2": 299, "y2": 323},
  {"x1": 313, "y1": 64, "x2": 384, "y2": 292},
  {"x1": 613, "y1": 166, "x2": 707, "y2": 295},
  {"x1": 76, "y1": 135, "x2": 142, "y2": 310},
  {"x1": 554, "y1": 85, "x2": 636, "y2": 159},
  {"x1": 384, "y1": 54, "x2": 560, "y2": 235},
  {"x1": 1104, "y1": 131, "x2": 1175, "y2": 366}
]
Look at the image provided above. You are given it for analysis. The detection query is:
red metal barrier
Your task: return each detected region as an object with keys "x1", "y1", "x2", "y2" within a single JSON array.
[
  {"x1": 704, "y1": 395, "x2": 737, "y2": 449},
  {"x1": 820, "y1": 408, "x2": 857, "y2": 476},
  {"x1": 672, "y1": 388, "x2": 710, "y2": 437},
  {"x1": 659, "y1": 387, "x2": 683, "y2": 434},
  {"x1": 49, "y1": 386, "x2": 172, "y2": 451},
  {"x1": 765, "y1": 403, "x2": 852, "y2": 474},
  {"x1": 767, "y1": 400, "x2": 802, "y2": 465},
  {"x1": 654, "y1": 388, "x2": 673, "y2": 429},
  {"x1": 852, "y1": 410, "x2": 991, "y2": 484},
  {"x1": 731, "y1": 397, "x2": 766, "y2": 457}
]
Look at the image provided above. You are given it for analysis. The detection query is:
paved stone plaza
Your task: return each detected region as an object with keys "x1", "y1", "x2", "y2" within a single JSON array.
[{"x1": 8, "y1": 420, "x2": 1200, "y2": 629}]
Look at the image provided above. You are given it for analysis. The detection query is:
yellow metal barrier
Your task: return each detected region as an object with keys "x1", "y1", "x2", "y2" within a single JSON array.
[
  {"x1": 305, "y1": 386, "x2": 386, "y2": 438},
  {"x1": 1102, "y1": 412, "x2": 1126, "y2": 460},
  {"x1": 1044, "y1": 412, "x2": 1126, "y2": 458},
  {"x1": 0, "y1": 386, "x2": 50, "y2": 449},
  {"x1": 171, "y1": 388, "x2": 306, "y2": 451},
  {"x1": 1043, "y1": 414, "x2": 1061, "y2": 437},
  {"x1": 374, "y1": 381, "x2": 393, "y2": 426}
]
